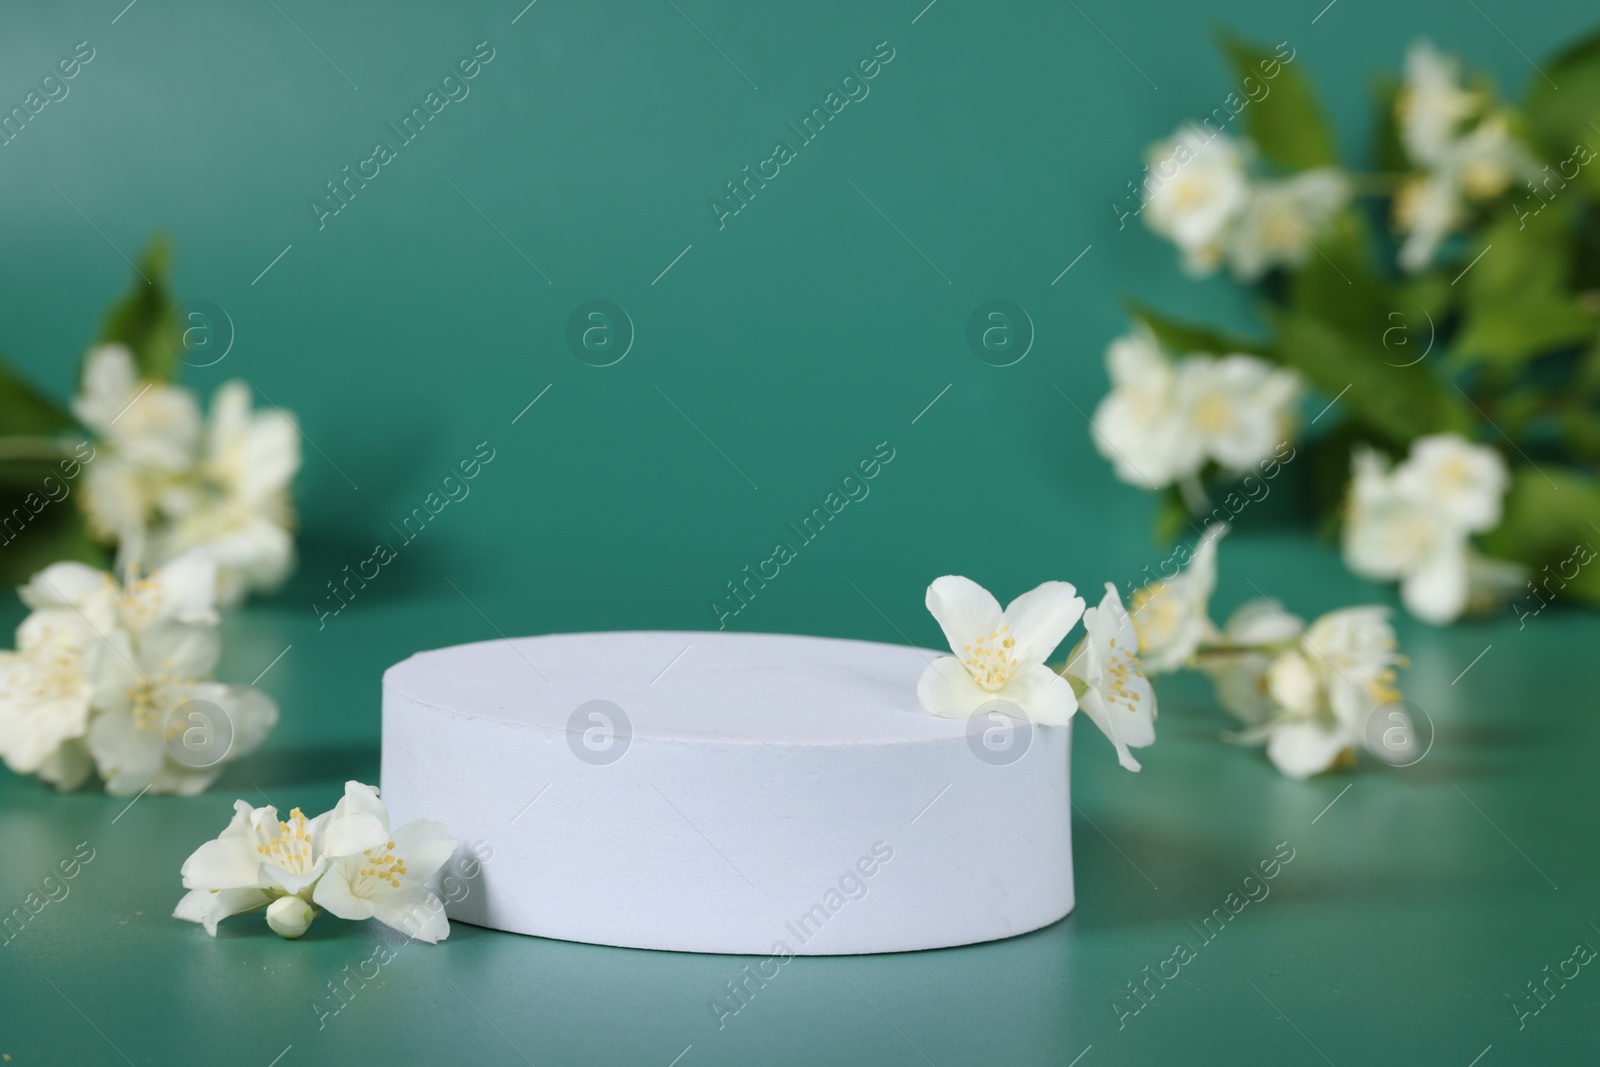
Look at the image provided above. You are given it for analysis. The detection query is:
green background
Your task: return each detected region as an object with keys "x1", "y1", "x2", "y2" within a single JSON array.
[{"x1": 2, "y1": 0, "x2": 1598, "y2": 1063}]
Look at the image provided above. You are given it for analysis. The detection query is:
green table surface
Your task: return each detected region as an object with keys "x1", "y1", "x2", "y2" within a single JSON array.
[
  {"x1": 3, "y1": 0, "x2": 1600, "y2": 1062},
  {"x1": 3, "y1": 536, "x2": 1598, "y2": 1066}
]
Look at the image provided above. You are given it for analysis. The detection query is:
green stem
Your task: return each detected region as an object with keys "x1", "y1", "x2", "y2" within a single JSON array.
[
  {"x1": 1190, "y1": 640, "x2": 1295, "y2": 658},
  {"x1": 0, "y1": 435, "x2": 84, "y2": 462},
  {"x1": 1345, "y1": 171, "x2": 1410, "y2": 195}
]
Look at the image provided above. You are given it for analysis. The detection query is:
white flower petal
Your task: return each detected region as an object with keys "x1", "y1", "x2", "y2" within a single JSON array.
[
  {"x1": 71, "y1": 345, "x2": 140, "y2": 434},
  {"x1": 1072, "y1": 585, "x2": 1156, "y2": 768},
  {"x1": 1178, "y1": 356, "x2": 1298, "y2": 471},
  {"x1": 370, "y1": 886, "x2": 450, "y2": 944},
  {"x1": 149, "y1": 763, "x2": 223, "y2": 797},
  {"x1": 915, "y1": 656, "x2": 991, "y2": 718},
  {"x1": 138, "y1": 622, "x2": 222, "y2": 682},
  {"x1": 174, "y1": 886, "x2": 270, "y2": 936},
  {"x1": 16, "y1": 607, "x2": 103, "y2": 654},
  {"x1": 19, "y1": 563, "x2": 117, "y2": 622},
  {"x1": 181, "y1": 835, "x2": 268, "y2": 891},
  {"x1": 1202, "y1": 652, "x2": 1280, "y2": 725},
  {"x1": 1266, "y1": 651, "x2": 1322, "y2": 717},
  {"x1": 1132, "y1": 525, "x2": 1225, "y2": 673},
  {"x1": 144, "y1": 552, "x2": 220, "y2": 625},
  {"x1": 1303, "y1": 606, "x2": 1398, "y2": 687},
  {"x1": 1143, "y1": 128, "x2": 1251, "y2": 270},
  {"x1": 0, "y1": 647, "x2": 92, "y2": 774},
  {"x1": 1090, "y1": 327, "x2": 1206, "y2": 490},
  {"x1": 1223, "y1": 598, "x2": 1303, "y2": 645},
  {"x1": 1077, "y1": 688, "x2": 1141, "y2": 772},
  {"x1": 87, "y1": 711, "x2": 166, "y2": 796},
  {"x1": 324, "y1": 815, "x2": 388, "y2": 859},
  {"x1": 390, "y1": 820, "x2": 459, "y2": 884},
  {"x1": 1394, "y1": 434, "x2": 1507, "y2": 533},
  {"x1": 323, "y1": 781, "x2": 392, "y2": 857},
  {"x1": 1000, "y1": 581, "x2": 1084, "y2": 667},
  {"x1": 312, "y1": 859, "x2": 377, "y2": 922},
  {"x1": 262, "y1": 857, "x2": 327, "y2": 896},
  {"x1": 1266, "y1": 719, "x2": 1352, "y2": 778},
  {"x1": 1000, "y1": 663, "x2": 1078, "y2": 726},
  {"x1": 924, "y1": 576, "x2": 1003, "y2": 656},
  {"x1": 1401, "y1": 536, "x2": 1469, "y2": 624},
  {"x1": 1225, "y1": 170, "x2": 1350, "y2": 281},
  {"x1": 36, "y1": 739, "x2": 93, "y2": 791},
  {"x1": 217, "y1": 686, "x2": 278, "y2": 761},
  {"x1": 1091, "y1": 586, "x2": 1156, "y2": 744}
]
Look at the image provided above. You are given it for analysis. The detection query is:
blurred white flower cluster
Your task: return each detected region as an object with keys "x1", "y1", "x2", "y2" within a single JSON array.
[
  {"x1": 1393, "y1": 41, "x2": 1540, "y2": 272},
  {"x1": 1142, "y1": 127, "x2": 1350, "y2": 281},
  {"x1": 1342, "y1": 434, "x2": 1517, "y2": 624},
  {"x1": 0, "y1": 552, "x2": 276, "y2": 794},
  {"x1": 1129, "y1": 526, "x2": 1407, "y2": 778},
  {"x1": 1205, "y1": 602, "x2": 1403, "y2": 778},
  {"x1": 1091, "y1": 325, "x2": 1300, "y2": 491},
  {"x1": 74, "y1": 344, "x2": 301, "y2": 608},
  {"x1": 1103, "y1": 35, "x2": 1594, "y2": 629},
  {"x1": 176, "y1": 780, "x2": 459, "y2": 942}
]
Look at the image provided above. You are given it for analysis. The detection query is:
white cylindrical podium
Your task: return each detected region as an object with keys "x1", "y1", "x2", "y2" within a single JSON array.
[{"x1": 380, "y1": 631, "x2": 1073, "y2": 955}]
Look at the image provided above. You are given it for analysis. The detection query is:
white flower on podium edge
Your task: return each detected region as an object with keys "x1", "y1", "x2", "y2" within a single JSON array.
[
  {"x1": 916, "y1": 576, "x2": 1085, "y2": 726},
  {"x1": 173, "y1": 782, "x2": 460, "y2": 943},
  {"x1": 1130, "y1": 524, "x2": 1227, "y2": 673},
  {"x1": 1064, "y1": 584, "x2": 1157, "y2": 772},
  {"x1": 915, "y1": 576, "x2": 1158, "y2": 771}
]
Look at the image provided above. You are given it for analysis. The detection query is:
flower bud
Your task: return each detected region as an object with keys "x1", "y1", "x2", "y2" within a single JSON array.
[{"x1": 266, "y1": 895, "x2": 315, "y2": 939}]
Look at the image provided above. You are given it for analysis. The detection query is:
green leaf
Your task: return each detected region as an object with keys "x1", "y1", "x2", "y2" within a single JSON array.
[
  {"x1": 1452, "y1": 206, "x2": 1598, "y2": 368},
  {"x1": 1393, "y1": 270, "x2": 1455, "y2": 329},
  {"x1": 1286, "y1": 208, "x2": 1388, "y2": 339},
  {"x1": 1219, "y1": 34, "x2": 1338, "y2": 170},
  {"x1": 0, "y1": 355, "x2": 75, "y2": 436},
  {"x1": 1123, "y1": 301, "x2": 1270, "y2": 357},
  {"x1": 1479, "y1": 463, "x2": 1600, "y2": 608},
  {"x1": 1558, "y1": 397, "x2": 1600, "y2": 462},
  {"x1": 1454, "y1": 295, "x2": 1596, "y2": 367},
  {"x1": 1523, "y1": 30, "x2": 1600, "y2": 198},
  {"x1": 1267, "y1": 309, "x2": 1471, "y2": 447},
  {"x1": 1370, "y1": 73, "x2": 1408, "y2": 175},
  {"x1": 1152, "y1": 486, "x2": 1191, "y2": 544},
  {"x1": 1304, "y1": 421, "x2": 1374, "y2": 535},
  {"x1": 0, "y1": 460, "x2": 106, "y2": 585},
  {"x1": 96, "y1": 235, "x2": 178, "y2": 382}
]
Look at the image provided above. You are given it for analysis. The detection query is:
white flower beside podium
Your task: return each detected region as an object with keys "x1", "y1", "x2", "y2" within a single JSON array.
[{"x1": 381, "y1": 631, "x2": 1073, "y2": 955}]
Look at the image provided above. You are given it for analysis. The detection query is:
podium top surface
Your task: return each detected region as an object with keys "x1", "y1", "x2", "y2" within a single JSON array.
[{"x1": 383, "y1": 630, "x2": 977, "y2": 745}]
